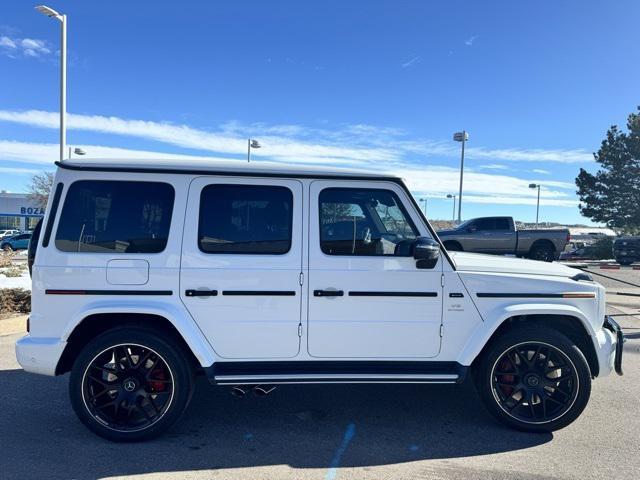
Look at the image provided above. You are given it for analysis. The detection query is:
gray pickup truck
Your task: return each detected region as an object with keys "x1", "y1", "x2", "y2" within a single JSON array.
[{"x1": 437, "y1": 216, "x2": 569, "y2": 262}]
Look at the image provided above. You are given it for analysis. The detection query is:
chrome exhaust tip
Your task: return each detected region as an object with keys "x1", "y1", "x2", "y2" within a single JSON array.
[
  {"x1": 231, "y1": 386, "x2": 248, "y2": 397},
  {"x1": 253, "y1": 385, "x2": 276, "y2": 396}
]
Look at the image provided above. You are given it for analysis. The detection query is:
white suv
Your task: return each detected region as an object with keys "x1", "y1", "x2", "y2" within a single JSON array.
[{"x1": 16, "y1": 158, "x2": 623, "y2": 441}]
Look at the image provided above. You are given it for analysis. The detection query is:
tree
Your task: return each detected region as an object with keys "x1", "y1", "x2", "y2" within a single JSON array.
[
  {"x1": 576, "y1": 107, "x2": 640, "y2": 233},
  {"x1": 27, "y1": 171, "x2": 54, "y2": 209}
]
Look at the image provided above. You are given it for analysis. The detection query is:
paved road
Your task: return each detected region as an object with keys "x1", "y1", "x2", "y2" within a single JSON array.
[{"x1": 1, "y1": 321, "x2": 639, "y2": 480}]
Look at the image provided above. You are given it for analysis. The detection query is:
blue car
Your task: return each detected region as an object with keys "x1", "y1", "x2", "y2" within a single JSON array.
[{"x1": 1, "y1": 232, "x2": 32, "y2": 251}]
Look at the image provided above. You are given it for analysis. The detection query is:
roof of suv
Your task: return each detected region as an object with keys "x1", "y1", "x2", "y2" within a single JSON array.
[{"x1": 58, "y1": 158, "x2": 400, "y2": 180}]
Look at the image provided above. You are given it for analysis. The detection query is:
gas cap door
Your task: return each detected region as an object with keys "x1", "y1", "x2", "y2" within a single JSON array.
[{"x1": 106, "y1": 259, "x2": 149, "y2": 285}]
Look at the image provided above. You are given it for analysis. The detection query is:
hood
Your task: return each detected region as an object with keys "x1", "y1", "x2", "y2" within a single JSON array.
[
  {"x1": 449, "y1": 251, "x2": 579, "y2": 277},
  {"x1": 436, "y1": 229, "x2": 457, "y2": 236}
]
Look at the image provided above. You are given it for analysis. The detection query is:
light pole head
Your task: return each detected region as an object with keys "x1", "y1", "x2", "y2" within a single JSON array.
[
  {"x1": 35, "y1": 5, "x2": 63, "y2": 20},
  {"x1": 453, "y1": 131, "x2": 469, "y2": 142},
  {"x1": 529, "y1": 183, "x2": 539, "y2": 189},
  {"x1": 446, "y1": 194, "x2": 454, "y2": 199},
  {"x1": 250, "y1": 140, "x2": 261, "y2": 149},
  {"x1": 73, "y1": 148, "x2": 86, "y2": 156}
]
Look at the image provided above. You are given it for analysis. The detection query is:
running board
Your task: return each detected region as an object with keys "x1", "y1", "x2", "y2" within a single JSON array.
[{"x1": 205, "y1": 361, "x2": 467, "y2": 385}]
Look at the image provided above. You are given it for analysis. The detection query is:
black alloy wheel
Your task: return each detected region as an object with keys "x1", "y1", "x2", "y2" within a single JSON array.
[
  {"x1": 82, "y1": 344, "x2": 175, "y2": 432},
  {"x1": 475, "y1": 325, "x2": 591, "y2": 432},
  {"x1": 491, "y1": 342, "x2": 578, "y2": 424},
  {"x1": 529, "y1": 244, "x2": 555, "y2": 262},
  {"x1": 70, "y1": 327, "x2": 194, "y2": 441}
]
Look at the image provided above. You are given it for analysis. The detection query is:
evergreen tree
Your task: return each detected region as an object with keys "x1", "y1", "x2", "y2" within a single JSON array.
[{"x1": 576, "y1": 107, "x2": 640, "y2": 233}]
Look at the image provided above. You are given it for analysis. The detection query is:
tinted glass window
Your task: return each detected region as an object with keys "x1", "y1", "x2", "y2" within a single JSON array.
[
  {"x1": 319, "y1": 188, "x2": 418, "y2": 256},
  {"x1": 475, "y1": 218, "x2": 496, "y2": 230},
  {"x1": 494, "y1": 218, "x2": 511, "y2": 230},
  {"x1": 55, "y1": 181, "x2": 174, "y2": 253},
  {"x1": 199, "y1": 185, "x2": 293, "y2": 254}
]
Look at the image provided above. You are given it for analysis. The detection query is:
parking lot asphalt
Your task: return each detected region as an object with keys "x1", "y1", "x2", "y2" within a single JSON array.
[{"x1": 1, "y1": 272, "x2": 639, "y2": 480}]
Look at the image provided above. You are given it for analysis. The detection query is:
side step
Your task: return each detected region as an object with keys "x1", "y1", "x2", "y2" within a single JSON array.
[{"x1": 206, "y1": 361, "x2": 468, "y2": 385}]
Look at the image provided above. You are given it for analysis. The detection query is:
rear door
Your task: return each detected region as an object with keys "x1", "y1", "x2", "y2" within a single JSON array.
[
  {"x1": 307, "y1": 180, "x2": 443, "y2": 358},
  {"x1": 180, "y1": 177, "x2": 303, "y2": 359}
]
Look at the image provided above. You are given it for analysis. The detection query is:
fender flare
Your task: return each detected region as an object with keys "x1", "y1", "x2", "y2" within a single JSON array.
[
  {"x1": 61, "y1": 299, "x2": 216, "y2": 368},
  {"x1": 456, "y1": 302, "x2": 597, "y2": 366}
]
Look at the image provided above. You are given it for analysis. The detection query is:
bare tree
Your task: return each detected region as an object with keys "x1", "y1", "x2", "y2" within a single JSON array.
[{"x1": 27, "y1": 171, "x2": 55, "y2": 209}]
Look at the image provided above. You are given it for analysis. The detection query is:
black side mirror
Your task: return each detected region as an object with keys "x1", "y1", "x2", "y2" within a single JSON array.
[{"x1": 413, "y1": 237, "x2": 440, "y2": 269}]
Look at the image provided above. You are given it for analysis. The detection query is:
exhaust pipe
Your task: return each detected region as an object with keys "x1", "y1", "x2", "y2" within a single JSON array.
[
  {"x1": 230, "y1": 386, "x2": 248, "y2": 398},
  {"x1": 252, "y1": 385, "x2": 276, "y2": 396}
]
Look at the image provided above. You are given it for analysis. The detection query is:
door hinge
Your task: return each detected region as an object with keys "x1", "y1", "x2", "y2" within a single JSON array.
[
  {"x1": 298, "y1": 324, "x2": 303, "y2": 337},
  {"x1": 439, "y1": 324, "x2": 444, "y2": 337},
  {"x1": 441, "y1": 274, "x2": 445, "y2": 287},
  {"x1": 299, "y1": 272, "x2": 304, "y2": 286}
]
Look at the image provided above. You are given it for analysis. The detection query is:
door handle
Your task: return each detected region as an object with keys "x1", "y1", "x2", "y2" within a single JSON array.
[
  {"x1": 185, "y1": 289, "x2": 218, "y2": 297},
  {"x1": 313, "y1": 289, "x2": 344, "y2": 297}
]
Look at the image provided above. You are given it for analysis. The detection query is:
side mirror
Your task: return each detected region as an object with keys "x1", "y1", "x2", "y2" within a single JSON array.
[{"x1": 413, "y1": 237, "x2": 440, "y2": 269}]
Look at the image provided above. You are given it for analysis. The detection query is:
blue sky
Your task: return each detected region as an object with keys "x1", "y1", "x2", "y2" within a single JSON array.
[{"x1": 1, "y1": 0, "x2": 638, "y2": 224}]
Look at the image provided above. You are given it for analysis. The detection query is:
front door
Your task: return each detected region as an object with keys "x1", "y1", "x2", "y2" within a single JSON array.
[
  {"x1": 307, "y1": 181, "x2": 443, "y2": 358},
  {"x1": 180, "y1": 177, "x2": 303, "y2": 359}
]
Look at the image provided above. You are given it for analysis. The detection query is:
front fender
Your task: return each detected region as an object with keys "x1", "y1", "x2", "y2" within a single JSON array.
[
  {"x1": 61, "y1": 299, "x2": 216, "y2": 368},
  {"x1": 456, "y1": 302, "x2": 596, "y2": 366}
]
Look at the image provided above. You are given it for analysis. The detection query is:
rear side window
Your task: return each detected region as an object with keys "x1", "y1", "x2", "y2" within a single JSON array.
[
  {"x1": 494, "y1": 218, "x2": 511, "y2": 230},
  {"x1": 55, "y1": 181, "x2": 175, "y2": 253},
  {"x1": 198, "y1": 184, "x2": 293, "y2": 254}
]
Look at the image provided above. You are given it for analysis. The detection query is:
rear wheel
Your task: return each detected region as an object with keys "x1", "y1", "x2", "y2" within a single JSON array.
[
  {"x1": 69, "y1": 327, "x2": 195, "y2": 441},
  {"x1": 529, "y1": 243, "x2": 555, "y2": 262},
  {"x1": 475, "y1": 325, "x2": 591, "y2": 432}
]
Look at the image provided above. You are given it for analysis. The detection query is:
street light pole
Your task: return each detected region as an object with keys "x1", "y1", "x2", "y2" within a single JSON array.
[
  {"x1": 446, "y1": 194, "x2": 456, "y2": 222},
  {"x1": 453, "y1": 131, "x2": 469, "y2": 224},
  {"x1": 247, "y1": 139, "x2": 261, "y2": 162},
  {"x1": 529, "y1": 183, "x2": 541, "y2": 227},
  {"x1": 419, "y1": 198, "x2": 427, "y2": 216},
  {"x1": 36, "y1": 5, "x2": 66, "y2": 163}
]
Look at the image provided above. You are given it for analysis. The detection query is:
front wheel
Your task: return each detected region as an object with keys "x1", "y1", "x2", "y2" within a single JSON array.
[
  {"x1": 69, "y1": 327, "x2": 195, "y2": 441},
  {"x1": 475, "y1": 325, "x2": 591, "y2": 432}
]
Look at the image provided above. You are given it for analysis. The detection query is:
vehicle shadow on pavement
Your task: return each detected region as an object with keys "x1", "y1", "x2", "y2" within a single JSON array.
[{"x1": 0, "y1": 370, "x2": 551, "y2": 479}]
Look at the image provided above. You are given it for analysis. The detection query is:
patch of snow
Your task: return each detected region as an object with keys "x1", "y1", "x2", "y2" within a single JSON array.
[{"x1": 0, "y1": 269, "x2": 31, "y2": 290}]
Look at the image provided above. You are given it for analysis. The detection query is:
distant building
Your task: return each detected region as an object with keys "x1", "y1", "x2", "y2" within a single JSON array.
[{"x1": 0, "y1": 192, "x2": 45, "y2": 231}]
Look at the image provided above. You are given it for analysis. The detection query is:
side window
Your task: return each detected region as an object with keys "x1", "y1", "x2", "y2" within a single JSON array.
[
  {"x1": 55, "y1": 181, "x2": 175, "y2": 253},
  {"x1": 475, "y1": 218, "x2": 496, "y2": 231},
  {"x1": 494, "y1": 218, "x2": 511, "y2": 230},
  {"x1": 319, "y1": 188, "x2": 418, "y2": 256},
  {"x1": 198, "y1": 184, "x2": 293, "y2": 254}
]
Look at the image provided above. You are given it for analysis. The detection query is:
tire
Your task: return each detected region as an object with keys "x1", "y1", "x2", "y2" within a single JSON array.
[
  {"x1": 474, "y1": 325, "x2": 591, "y2": 432},
  {"x1": 69, "y1": 326, "x2": 195, "y2": 442},
  {"x1": 2, "y1": 244, "x2": 13, "y2": 251},
  {"x1": 444, "y1": 241, "x2": 463, "y2": 252},
  {"x1": 617, "y1": 259, "x2": 633, "y2": 266},
  {"x1": 528, "y1": 243, "x2": 555, "y2": 262}
]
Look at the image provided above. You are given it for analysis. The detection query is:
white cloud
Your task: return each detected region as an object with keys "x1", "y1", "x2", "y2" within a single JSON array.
[
  {"x1": 401, "y1": 56, "x2": 422, "y2": 68},
  {"x1": 0, "y1": 140, "x2": 578, "y2": 208},
  {"x1": 532, "y1": 168, "x2": 551, "y2": 175},
  {"x1": 479, "y1": 164, "x2": 509, "y2": 170},
  {"x1": 0, "y1": 36, "x2": 51, "y2": 58},
  {"x1": 0, "y1": 36, "x2": 17, "y2": 49},
  {"x1": 465, "y1": 35, "x2": 478, "y2": 46}
]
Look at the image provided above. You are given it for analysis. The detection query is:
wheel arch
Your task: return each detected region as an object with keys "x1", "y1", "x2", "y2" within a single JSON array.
[
  {"x1": 443, "y1": 240, "x2": 463, "y2": 251},
  {"x1": 529, "y1": 239, "x2": 556, "y2": 255},
  {"x1": 460, "y1": 308, "x2": 599, "y2": 377},
  {"x1": 56, "y1": 306, "x2": 215, "y2": 375}
]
